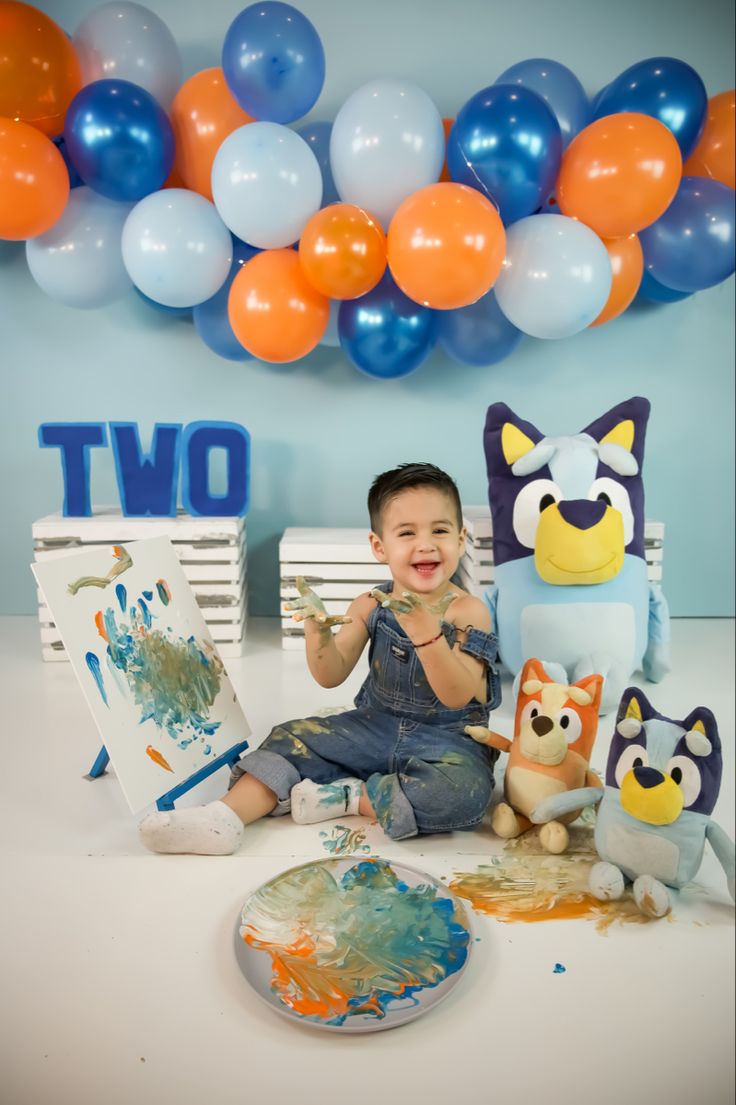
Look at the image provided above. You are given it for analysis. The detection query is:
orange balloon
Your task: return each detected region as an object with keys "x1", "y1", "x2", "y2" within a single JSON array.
[
  {"x1": 557, "y1": 113, "x2": 682, "y2": 238},
  {"x1": 590, "y1": 233, "x2": 643, "y2": 327},
  {"x1": 228, "y1": 250, "x2": 329, "y2": 363},
  {"x1": 683, "y1": 90, "x2": 735, "y2": 191},
  {"x1": 439, "y1": 117, "x2": 454, "y2": 182},
  {"x1": 298, "y1": 204, "x2": 386, "y2": 300},
  {"x1": 0, "y1": 2, "x2": 81, "y2": 137},
  {"x1": 387, "y1": 182, "x2": 506, "y2": 310},
  {"x1": 170, "y1": 68, "x2": 254, "y2": 201},
  {"x1": 0, "y1": 117, "x2": 69, "y2": 239}
]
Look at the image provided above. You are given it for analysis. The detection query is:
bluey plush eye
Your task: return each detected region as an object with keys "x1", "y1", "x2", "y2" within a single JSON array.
[
  {"x1": 615, "y1": 744, "x2": 648, "y2": 787},
  {"x1": 587, "y1": 477, "x2": 634, "y2": 544},
  {"x1": 665, "y1": 755, "x2": 702, "y2": 807},
  {"x1": 513, "y1": 479, "x2": 563, "y2": 549},
  {"x1": 558, "y1": 708, "x2": 582, "y2": 744}
]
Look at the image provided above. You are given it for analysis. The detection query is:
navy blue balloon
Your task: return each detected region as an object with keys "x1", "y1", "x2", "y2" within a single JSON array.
[
  {"x1": 437, "y1": 289, "x2": 523, "y2": 367},
  {"x1": 338, "y1": 271, "x2": 436, "y2": 379},
  {"x1": 639, "y1": 177, "x2": 736, "y2": 293},
  {"x1": 637, "y1": 269, "x2": 693, "y2": 304},
  {"x1": 495, "y1": 58, "x2": 591, "y2": 149},
  {"x1": 193, "y1": 239, "x2": 260, "y2": 361},
  {"x1": 64, "y1": 79, "x2": 174, "y2": 202},
  {"x1": 593, "y1": 57, "x2": 707, "y2": 159},
  {"x1": 222, "y1": 2, "x2": 325, "y2": 125},
  {"x1": 296, "y1": 121, "x2": 339, "y2": 207},
  {"x1": 52, "y1": 136, "x2": 84, "y2": 189},
  {"x1": 447, "y1": 84, "x2": 562, "y2": 225}
]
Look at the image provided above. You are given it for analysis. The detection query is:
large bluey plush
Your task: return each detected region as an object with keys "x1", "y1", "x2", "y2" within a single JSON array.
[
  {"x1": 530, "y1": 688, "x2": 735, "y2": 918},
  {"x1": 483, "y1": 397, "x2": 670, "y2": 714}
]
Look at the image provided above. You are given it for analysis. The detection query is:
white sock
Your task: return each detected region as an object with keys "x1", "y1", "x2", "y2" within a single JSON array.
[
  {"x1": 290, "y1": 778, "x2": 363, "y2": 825},
  {"x1": 138, "y1": 799, "x2": 244, "y2": 855}
]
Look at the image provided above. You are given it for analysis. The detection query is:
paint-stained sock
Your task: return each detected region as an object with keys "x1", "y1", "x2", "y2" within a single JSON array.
[
  {"x1": 291, "y1": 778, "x2": 363, "y2": 824},
  {"x1": 138, "y1": 800, "x2": 244, "y2": 855}
]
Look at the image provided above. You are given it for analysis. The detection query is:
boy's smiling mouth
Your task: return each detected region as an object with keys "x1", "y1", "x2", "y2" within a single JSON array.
[{"x1": 412, "y1": 561, "x2": 440, "y2": 577}]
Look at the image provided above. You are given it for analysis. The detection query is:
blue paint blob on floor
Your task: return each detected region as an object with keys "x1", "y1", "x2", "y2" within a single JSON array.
[{"x1": 553, "y1": 963, "x2": 567, "y2": 974}]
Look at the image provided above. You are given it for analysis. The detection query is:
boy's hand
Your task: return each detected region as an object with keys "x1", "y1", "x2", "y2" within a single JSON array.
[
  {"x1": 284, "y1": 576, "x2": 352, "y2": 628},
  {"x1": 370, "y1": 589, "x2": 456, "y2": 618}
]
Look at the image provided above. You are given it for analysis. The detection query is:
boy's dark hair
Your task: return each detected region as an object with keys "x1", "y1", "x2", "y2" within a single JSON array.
[{"x1": 368, "y1": 463, "x2": 463, "y2": 535}]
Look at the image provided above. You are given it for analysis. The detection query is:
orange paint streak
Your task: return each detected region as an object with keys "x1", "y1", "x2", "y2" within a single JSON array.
[
  {"x1": 112, "y1": 545, "x2": 125, "y2": 559},
  {"x1": 94, "y1": 610, "x2": 108, "y2": 641},
  {"x1": 145, "y1": 745, "x2": 174, "y2": 772}
]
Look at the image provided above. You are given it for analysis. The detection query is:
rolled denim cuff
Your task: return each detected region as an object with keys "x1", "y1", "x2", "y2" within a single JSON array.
[{"x1": 228, "y1": 748, "x2": 301, "y2": 816}]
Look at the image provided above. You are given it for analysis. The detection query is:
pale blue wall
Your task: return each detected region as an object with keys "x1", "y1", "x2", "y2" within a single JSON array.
[{"x1": 1, "y1": 0, "x2": 734, "y2": 616}]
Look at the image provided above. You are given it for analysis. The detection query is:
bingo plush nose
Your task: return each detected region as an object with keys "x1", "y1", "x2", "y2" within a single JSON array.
[
  {"x1": 557, "y1": 500, "x2": 608, "y2": 530},
  {"x1": 531, "y1": 715, "x2": 554, "y2": 736}
]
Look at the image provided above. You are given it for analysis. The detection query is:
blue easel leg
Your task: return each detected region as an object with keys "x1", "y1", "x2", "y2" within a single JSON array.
[{"x1": 86, "y1": 746, "x2": 110, "y2": 779}]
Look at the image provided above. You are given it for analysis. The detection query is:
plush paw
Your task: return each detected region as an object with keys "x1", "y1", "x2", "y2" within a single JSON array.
[
  {"x1": 492, "y1": 802, "x2": 522, "y2": 840},
  {"x1": 633, "y1": 875, "x2": 671, "y2": 918},
  {"x1": 589, "y1": 861, "x2": 625, "y2": 901},
  {"x1": 539, "y1": 821, "x2": 569, "y2": 855}
]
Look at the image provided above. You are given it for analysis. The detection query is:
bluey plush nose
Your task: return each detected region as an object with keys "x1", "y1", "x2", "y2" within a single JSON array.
[
  {"x1": 557, "y1": 500, "x2": 607, "y2": 530},
  {"x1": 531, "y1": 715, "x2": 554, "y2": 736},
  {"x1": 633, "y1": 766, "x2": 664, "y2": 789}
]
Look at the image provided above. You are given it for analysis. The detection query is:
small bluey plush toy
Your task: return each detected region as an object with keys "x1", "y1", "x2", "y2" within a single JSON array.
[
  {"x1": 483, "y1": 397, "x2": 670, "y2": 714},
  {"x1": 531, "y1": 688, "x2": 735, "y2": 918}
]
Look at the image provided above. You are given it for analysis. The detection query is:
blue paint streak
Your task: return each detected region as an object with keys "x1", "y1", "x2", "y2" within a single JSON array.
[
  {"x1": 115, "y1": 584, "x2": 127, "y2": 613},
  {"x1": 143, "y1": 590, "x2": 153, "y2": 601},
  {"x1": 138, "y1": 598, "x2": 152, "y2": 628},
  {"x1": 85, "y1": 651, "x2": 108, "y2": 707}
]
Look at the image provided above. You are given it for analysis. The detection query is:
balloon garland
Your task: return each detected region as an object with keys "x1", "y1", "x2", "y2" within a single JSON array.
[{"x1": 0, "y1": 0, "x2": 734, "y2": 379}]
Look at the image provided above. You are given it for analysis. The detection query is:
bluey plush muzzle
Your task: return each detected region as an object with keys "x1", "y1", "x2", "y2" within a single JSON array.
[
  {"x1": 535, "y1": 500, "x2": 625, "y2": 585},
  {"x1": 620, "y1": 766, "x2": 684, "y2": 825}
]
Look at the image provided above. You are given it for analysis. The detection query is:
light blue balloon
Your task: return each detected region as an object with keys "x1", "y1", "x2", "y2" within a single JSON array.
[
  {"x1": 193, "y1": 239, "x2": 259, "y2": 361},
  {"x1": 494, "y1": 214, "x2": 612, "y2": 339},
  {"x1": 495, "y1": 58, "x2": 591, "y2": 149},
  {"x1": 121, "y1": 189, "x2": 233, "y2": 308},
  {"x1": 330, "y1": 80, "x2": 445, "y2": 228},
  {"x1": 211, "y1": 122, "x2": 322, "y2": 248},
  {"x1": 26, "y1": 187, "x2": 133, "y2": 309},
  {"x1": 437, "y1": 289, "x2": 523, "y2": 366},
  {"x1": 296, "y1": 121, "x2": 340, "y2": 207}
]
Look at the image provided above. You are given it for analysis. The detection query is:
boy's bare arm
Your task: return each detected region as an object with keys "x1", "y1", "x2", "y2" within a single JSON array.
[{"x1": 284, "y1": 580, "x2": 371, "y2": 688}]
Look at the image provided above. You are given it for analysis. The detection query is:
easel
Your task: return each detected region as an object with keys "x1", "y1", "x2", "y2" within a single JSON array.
[{"x1": 86, "y1": 741, "x2": 250, "y2": 810}]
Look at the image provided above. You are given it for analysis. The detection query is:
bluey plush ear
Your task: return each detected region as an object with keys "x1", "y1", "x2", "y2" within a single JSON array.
[
  {"x1": 520, "y1": 657, "x2": 549, "y2": 695},
  {"x1": 581, "y1": 397, "x2": 650, "y2": 473},
  {"x1": 680, "y1": 706, "x2": 721, "y2": 757},
  {"x1": 484, "y1": 403, "x2": 543, "y2": 477},
  {"x1": 615, "y1": 687, "x2": 654, "y2": 738}
]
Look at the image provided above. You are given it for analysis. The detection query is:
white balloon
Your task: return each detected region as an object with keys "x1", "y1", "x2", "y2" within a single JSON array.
[
  {"x1": 494, "y1": 215, "x2": 613, "y2": 339},
  {"x1": 330, "y1": 80, "x2": 445, "y2": 228},
  {"x1": 211, "y1": 122, "x2": 322, "y2": 249},
  {"x1": 73, "y1": 1, "x2": 182, "y2": 109},
  {"x1": 121, "y1": 189, "x2": 232, "y2": 308},
  {"x1": 26, "y1": 188, "x2": 133, "y2": 309}
]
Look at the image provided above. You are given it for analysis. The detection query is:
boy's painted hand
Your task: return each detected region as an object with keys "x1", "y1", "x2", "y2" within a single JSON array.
[
  {"x1": 370, "y1": 589, "x2": 455, "y2": 618},
  {"x1": 284, "y1": 576, "x2": 352, "y2": 628}
]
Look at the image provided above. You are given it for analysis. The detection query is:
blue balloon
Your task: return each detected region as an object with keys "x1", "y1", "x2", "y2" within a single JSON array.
[
  {"x1": 495, "y1": 58, "x2": 591, "y2": 149},
  {"x1": 639, "y1": 177, "x2": 736, "y2": 293},
  {"x1": 222, "y1": 2, "x2": 325, "y2": 124},
  {"x1": 636, "y1": 269, "x2": 693, "y2": 304},
  {"x1": 437, "y1": 289, "x2": 523, "y2": 367},
  {"x1": 64, "y1": 79, "x2": 174, "y2": 202},
  {"x1": 447, "y1": 84, "x2": 562, "y2": 225},
  {"x1": 52, "y1": 136, "x2": 84, "y2": 189},
  {"x1": 593, "y1": 56, "x2": 707, "y2": 159},
  {"x1": 296, "y1": 121, "x2": 340, "y2": 207},
  {"x1": 134, "y1": 288, "x2": 192, "y2": 317},
  {"x1": 193, "y1": 239, "x2": 260, "y2": 361},
  {"x1": 338, "y1": 271, "x2": 436, "y2": 379}
]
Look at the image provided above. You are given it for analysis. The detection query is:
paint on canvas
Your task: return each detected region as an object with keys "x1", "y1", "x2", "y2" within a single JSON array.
[{"x1": 32, "y1": 536, "x2": 250, "y2": 812}]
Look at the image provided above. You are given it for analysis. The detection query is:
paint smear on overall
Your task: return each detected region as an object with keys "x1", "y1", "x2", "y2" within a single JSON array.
[
  {"x1": 450, "y1": 827, "x2": 654, "y2": 934},
  {"x1": 85, "y1": 651, "x2": 108, "y2": 706},
  {"x1": 240, "y1": 858, "x2": 469, "y2": 1025},
  {"x1": 91, "y1": 604, "x2": 224, "y2": 747},
  {"x1": 320, "y1": 824, "x2": 371, "y2": 856}
]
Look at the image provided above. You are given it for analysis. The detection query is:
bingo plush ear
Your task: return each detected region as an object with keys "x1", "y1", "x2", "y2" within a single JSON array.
[
  {"x1": 571, "y1": 672, "x2": 604, "y2": 713},
  {"x1": 519, "y1": 657, "x2": 549, "y2": 695}
]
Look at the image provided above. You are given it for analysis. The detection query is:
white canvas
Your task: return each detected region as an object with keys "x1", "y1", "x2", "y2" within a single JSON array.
[{"x1": 32, "y1": 536, "x2": 250, "y2": 813}]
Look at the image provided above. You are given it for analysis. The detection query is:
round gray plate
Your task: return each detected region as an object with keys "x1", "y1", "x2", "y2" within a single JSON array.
[{"x1": 233, "y1": 855, "x2": 473, "y2": 1033}]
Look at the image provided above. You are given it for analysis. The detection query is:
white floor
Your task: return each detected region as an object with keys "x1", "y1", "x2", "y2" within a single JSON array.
[{"x1": 1, "y1": 614, "x2": 734, "y2": 1105}]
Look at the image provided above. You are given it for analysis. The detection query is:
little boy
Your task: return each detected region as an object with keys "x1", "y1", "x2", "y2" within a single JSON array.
[{"x1": 139, "y1": 462, "x2": 501, "y2": 854}]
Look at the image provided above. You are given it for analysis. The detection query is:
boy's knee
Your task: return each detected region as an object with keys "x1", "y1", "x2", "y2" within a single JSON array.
[{"x1": 403, "y1": 757, "x2": 493, "y2": 827}]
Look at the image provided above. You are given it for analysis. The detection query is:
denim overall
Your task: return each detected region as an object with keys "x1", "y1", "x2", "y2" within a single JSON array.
[{"x1": 231, "y1": 583, "x2": 501, "y2": 839}]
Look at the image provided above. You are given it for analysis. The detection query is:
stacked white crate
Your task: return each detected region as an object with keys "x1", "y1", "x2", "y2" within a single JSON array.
[
  {"x1": 32, "y1": 508, "x2": 248, "y2": 661},
  {"x1": 459, "y1": 504, "x2": 665, "y2": 599},
  {"x1": 279, "y1": 527, "x2": 390, "y2": 649}
]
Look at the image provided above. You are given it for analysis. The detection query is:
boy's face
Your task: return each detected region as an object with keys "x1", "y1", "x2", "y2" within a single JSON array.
[{"x1": 369, "y1": 487, "x2": 466, "y2": 596}]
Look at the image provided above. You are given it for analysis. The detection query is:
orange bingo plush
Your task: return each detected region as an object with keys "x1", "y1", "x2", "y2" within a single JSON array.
[{"x1": 466, "y1": 659, "x2": 604, "y2": 853}]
